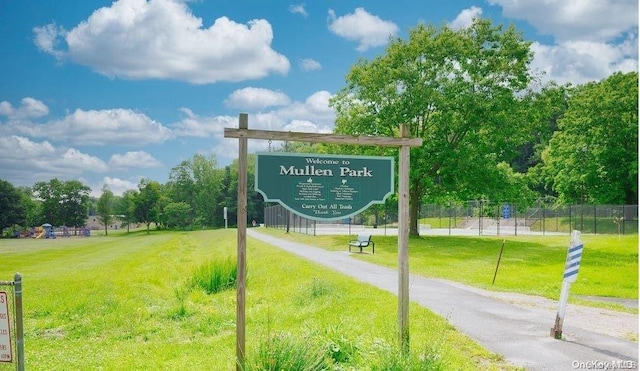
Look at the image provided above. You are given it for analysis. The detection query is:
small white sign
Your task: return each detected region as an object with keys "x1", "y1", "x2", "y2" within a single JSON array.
[{"x1": 0, "y1": 291, "x2": 11, "y2": 362}]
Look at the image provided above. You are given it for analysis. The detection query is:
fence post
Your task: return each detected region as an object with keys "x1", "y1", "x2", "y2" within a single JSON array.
[
  {"x1": 15, "y1": 273, "x2": 24, "y2": 371},
  {"x1": 541, "y1": 203, "x2": 547, "y2": 236},
  {"x1": 514, "y1": 205, "x2": 518, "y2": 236}
]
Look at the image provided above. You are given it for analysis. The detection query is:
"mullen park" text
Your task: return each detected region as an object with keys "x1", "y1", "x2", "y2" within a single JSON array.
[{"x1": 279, "y1": 165, "x2": 373, "y2": 177}]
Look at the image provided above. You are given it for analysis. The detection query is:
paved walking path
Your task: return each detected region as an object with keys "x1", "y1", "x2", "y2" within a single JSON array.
[{"x1": 247, "y1": 229, "x2": 638, "y2": 371}]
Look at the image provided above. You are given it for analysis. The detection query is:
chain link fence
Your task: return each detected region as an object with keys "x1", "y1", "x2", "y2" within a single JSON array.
[{"x1": 263, "y1": 202, "x2": 638, "y2": 236}]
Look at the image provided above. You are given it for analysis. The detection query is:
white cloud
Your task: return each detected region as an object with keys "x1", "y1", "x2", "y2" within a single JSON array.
[
  {"x1": 109, "y1": 151, "x2": 163, "y2": 170},
  {"x1": 13, "y1": 108, "x2": 173, "y2": 146},
  {"x1": 0, "y1": 136, "x2": 109, "y2": 186},
  {"x1": 450, "y1": 6, "x2": 482, "y2": 30},
  {"x1": 171, "y1": 90, "x2": 336, "y2": 165},
  {"x1": 300, "y1": 58, "x2": 322, "y2": 71},
  {"x1": 33, "y1": 23, "x2": 66, "y2": 59},
  {"x1": 328, "y1": 7, "x2": 399, "y2": 51},
  {"x1": 0, "y1": 98, "x2": 49, "y2": 120},
  {"x1": 251, "y1": 90, "x2": 335, "y2": 132},
  {"x1": 488, "y1": 0, "x2": 638, "y2": 42},
  {"x1": 283, "y1": 119, "x2": 322, "y2": 133},
  {"x1": 225, "y1": 87, "x2": 291, "y2": 109},
  {"x1": 34, "y1": 0, "x2": 290, "y2": 84},
  {"x1": 171, "y1": 109, "x2": 236, "y2": 138},
  {"x1": 488, "y1": 0, "x2": 639, "y2": 85},
  {"x1": 99, "y1": 177, "x2": 139, "y2": 196},
  {"x1": 289, "y1": 4, "x2": 308, "y2": 17},
  {"x1": 531, "y1": 37, "x2": 639, "y2": 85}
]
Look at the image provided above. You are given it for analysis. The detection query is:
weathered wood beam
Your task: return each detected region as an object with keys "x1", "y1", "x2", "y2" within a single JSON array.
[{"x1": 224, "y1": 128, "x2": 423, "y2": 147}]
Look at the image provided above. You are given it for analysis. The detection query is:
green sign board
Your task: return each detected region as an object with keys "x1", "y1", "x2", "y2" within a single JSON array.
[{"x1": 256, "y1": 152, "x2": 394, "y2": 221}]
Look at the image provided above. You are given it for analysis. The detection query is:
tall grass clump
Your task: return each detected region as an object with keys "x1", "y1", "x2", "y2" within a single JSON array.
[
  {"x1": 368, "y1": 338, "x2": 447, "y2": 371},
  {"x1": 295, "y1": 277, "x2": 339, "y2": 306},
  {"x1": 191, "y1": 257, "x2": 237, "y2": 294},
  {"x1": 243, "y1": 332, "x2": 327, "y2": 371}
]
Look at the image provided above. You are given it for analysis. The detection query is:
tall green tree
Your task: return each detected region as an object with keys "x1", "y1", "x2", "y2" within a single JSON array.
[
  {"x1": 540, "y1": 72, "x2": 638, "y2": 205},
  {"x1": 96, "y1": 185, "x2": 115, "y2": 235},
  {"x1": 60, "y1": 180, "x2": 91, "y2": 228},
  {"x1": 116, "y1": 189, "x2": 137, "y2": 232},
  {"x1": 33, "y1": 178, "x2": 64, "y2": 225},
  {"x1": 33, "y1": 179, "x2": 90, "y2": 227},
  {"x1": 17, "y1": 186, "x2": 39, "y2": 228},
  {"x1": 164, "y1": 202, "x2": 192, "y2": 229},
  {"x1": 191, "y1": 154, "x2": 222, "y2": 226},
  {"x1": 330, "y1": 18, "x2": 535, "y2": 235},
  {"x1": 0, "y1": 179, "x2": 26, "y2": 234},
  {"x1": 167, "y1": 154, "x2": 221, "y2": 227},
  {"x1": 134, "y1": 178, "x2": 162, "y2": 233}
]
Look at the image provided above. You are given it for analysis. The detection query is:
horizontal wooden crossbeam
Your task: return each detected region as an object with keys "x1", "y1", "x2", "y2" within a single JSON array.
[{"x1": 224, "y1": 128, "x2": 423, "y2": 147}]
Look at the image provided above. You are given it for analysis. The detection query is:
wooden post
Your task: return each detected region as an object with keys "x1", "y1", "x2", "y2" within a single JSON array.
[
  {"x1": 398, "y1": 124, "x2": 410, "y2": 353},
  {"x1": 236, "y1": 113, "x2": 248, "y2": 370},
  {"x1": 492, "y1": 239, "x2": 506, "y2": 285}
]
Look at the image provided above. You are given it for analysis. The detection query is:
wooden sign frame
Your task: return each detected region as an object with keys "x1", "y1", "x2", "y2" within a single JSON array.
[{"x1": 224, "y1": 113, "x2": 422, "y2": 369}]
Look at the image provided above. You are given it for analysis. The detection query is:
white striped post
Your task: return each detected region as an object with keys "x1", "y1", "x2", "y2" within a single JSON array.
[{"x1": 551, "y1": 230, "x2": 583, "y2": 339}]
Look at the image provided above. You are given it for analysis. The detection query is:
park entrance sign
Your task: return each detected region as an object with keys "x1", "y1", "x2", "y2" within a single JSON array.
[{"x1": 256, "y1": 152, "x2": 394, "y2": 221}]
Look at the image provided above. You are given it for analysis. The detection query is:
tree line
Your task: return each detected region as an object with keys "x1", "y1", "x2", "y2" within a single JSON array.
[
  {"x1": 0, "y1": 154, "x2": 264, "y2": 236},
  {"x1": 0, "y1": 18, "x2": 637, "y2": 237}
]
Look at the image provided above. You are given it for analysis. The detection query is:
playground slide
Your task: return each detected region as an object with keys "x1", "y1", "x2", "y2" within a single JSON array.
[{"x1": 35, "y1": 231, "x2": 44, "y2": 239}]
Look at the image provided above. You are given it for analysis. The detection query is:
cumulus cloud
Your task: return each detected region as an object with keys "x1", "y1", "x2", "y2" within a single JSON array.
[
  {"x1": 225, "y1": 87, "x2": 291, "y2": 109},
  {"x1": 284, "y1": 119, "x2": 325, "y2": 133},
  {"x1": 171, "y1": 108, "x2": 236, "y2": 138},
  {"x1": 33, "y1": 0, "x2": 290, "y2": 84},
  {"x1": 450, "y1": 6, "x2": 482, "y2": 30},
  {"x1": 328, "y1": 7, "x2": 399, "y2": 51},
  {"x1": 0, "y1": 98, "x2": 49, "y2": 120},
  {"x1": 0, "y1": 135, "x2": 109, "y2": 185},
  {"x1": 487, "y1": 0, "x2": 638, "y2": 85},
  {"x1": 299, "y1": 58, "x2": 322, "y2": 71},
  {"x1": 289, "y1": 4, "x2": 308, "y2": 17},
  {"x1": 96, "y1": 177, "x2": 139, "y2": 196},
  {"x1": 109, "y1": 151, "x2": 163, "y2": 169},
  {"x1": 488, "y1": 0, "x2": 638, "y2": 42},
  {"x1": 530, "y1": 37, "x2": 639, "y2": 85},
  {"x1": 251, "y1": 90, "x2": 335, "y2": 132},
  {"x1": 11, "y1": 108, "x2": 173, "y2": 146}
]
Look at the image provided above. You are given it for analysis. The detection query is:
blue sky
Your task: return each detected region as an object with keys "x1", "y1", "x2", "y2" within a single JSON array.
[{"x1": 1, "y1": 0, "x2": 637, "y2": 196}]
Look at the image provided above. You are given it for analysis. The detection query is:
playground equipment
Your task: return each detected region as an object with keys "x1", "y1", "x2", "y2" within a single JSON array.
[
  {"x1": 41, "y1": 223, "x2": 56, "y2": 239},
  {"x1": 28, "y1": 224, "x2": 91, "y2": 238}
]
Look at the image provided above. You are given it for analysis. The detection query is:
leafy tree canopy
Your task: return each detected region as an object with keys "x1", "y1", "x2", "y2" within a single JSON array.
[
  {"x1": 330, "y1": 18, "x2": 535, "y2": 235},
  {"x1": 540, "y1": 72, "x2": 638, "y2": 204}
]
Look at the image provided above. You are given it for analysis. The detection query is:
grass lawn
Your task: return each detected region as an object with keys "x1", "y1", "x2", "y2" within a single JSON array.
[
  {"x1": 258, "y1": 229, "x2": 638, "y2": 310},
  {"x1": 0, "y1": 229, "x2": 516, "y2": 370}
]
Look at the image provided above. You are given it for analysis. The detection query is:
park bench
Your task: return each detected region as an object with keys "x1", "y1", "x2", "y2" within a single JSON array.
[{"x1": 348, "y1": 234, "x2": 374, "y2": 254}]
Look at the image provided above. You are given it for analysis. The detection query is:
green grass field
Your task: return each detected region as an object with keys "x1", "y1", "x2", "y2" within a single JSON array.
[
  {"x1": 259, "y1": 229, "x2": 638, "y2": 308},
  {"x1": 0, "y1": 230, "x2": 518, "y2": 370}
]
